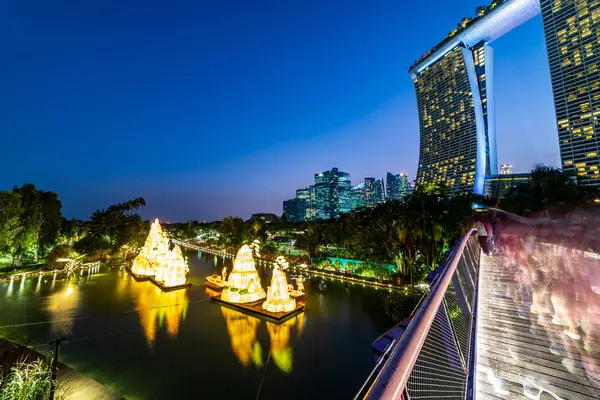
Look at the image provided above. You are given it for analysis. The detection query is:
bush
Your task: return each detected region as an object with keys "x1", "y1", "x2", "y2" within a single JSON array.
[
  {"x1": 45, "y1": 245, "x2": 79, "y2": 271},
  {"x1": 0, "y1": 357, "x2": 54, "y2": 400}
]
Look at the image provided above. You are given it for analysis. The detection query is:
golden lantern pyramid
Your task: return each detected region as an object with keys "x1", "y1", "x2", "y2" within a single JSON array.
[
  {"x1": 221, "y1": 244, "x2": 266, "y2": 303},
  {"x1": 130, "y1": 218, "x2": 189, "y2": 289},
  {"x1": 263, "y1": 257, "x2": 296, "y2": 313},
  {"x1": 131, "y1": 218, "x2": 169, "y2": 277}
]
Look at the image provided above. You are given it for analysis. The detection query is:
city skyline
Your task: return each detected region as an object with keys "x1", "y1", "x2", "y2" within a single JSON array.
[{"x1": 1, "y1": 0, "x2": 560, "y2": 221}]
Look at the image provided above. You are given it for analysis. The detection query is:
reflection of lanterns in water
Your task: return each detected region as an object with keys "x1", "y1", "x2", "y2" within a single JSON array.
[
  {"x1": 221, "y1": 307, "x2": 263, "y2": 368},
  {"x1": 45, "y1": 283, "x2": 81, "y2": 337},
  {"x1": 266, "y1": 317, "x2": 296, "y2": 374},
  {"x1": 221, "y1": 245, "x2": 266, "y2": 303},
  {"x1": 263, "y1": 266, "x2": 296, "y2": 313},
  {"x1": 120, "y1": 274, "x2": 188, "y2": 346}
]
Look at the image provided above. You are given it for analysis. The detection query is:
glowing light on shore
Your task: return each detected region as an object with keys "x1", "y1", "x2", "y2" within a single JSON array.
[{"x1": 221, "y1": 245, "x2": 266, "y2": 303}]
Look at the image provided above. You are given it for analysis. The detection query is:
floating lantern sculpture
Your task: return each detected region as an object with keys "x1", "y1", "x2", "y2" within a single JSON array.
[
  {"x1": 129, "y1": 218, "x2": 190, "y2": 290},
  {"x1": 221, "y1": 244, "x2": 266, "y2": 303},
  {"x1": 155, "y1": 245, "x2": 189, "y2": 288},
  {"x1": 263, "y1": 256, "x2": 296, "y2": 313},
  {"x1": 131, "y1": 218, "x2": 169, "y2": 277}
]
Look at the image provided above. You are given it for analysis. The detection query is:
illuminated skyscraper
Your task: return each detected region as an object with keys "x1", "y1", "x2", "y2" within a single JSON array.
[
  {"x1": 409, "y1": 0, "x2": 543, "y2": 194},
  {"x1": 411, "y1": 0, "x2": 600, "y2": 189},
  {"x1": 338, "y1": 171, "x2": 352, "y2": 214},
  {"x1": 541, "y1": 0, "x2": 600, "y2": 183},
  {"x1": 365, "y1": 177, "x2": 385, "y2": 208},
  {"x1": 296, "y1": 188, "x2": 312, "y2": 222},
  {"x1": 364, "y1": 178, "x2": 376, "y2": 208},
  {"x1": 386, "y1": 172, "x2": 401, "y2": 201},
  {"x1": 350, "y1": 183, "x2": 366, "y2": 211},
  {"x1": 386, "y1": 172, "x2": 410, "y2": 201},
  {"x1": 399, "y1": 173, "x2": 409, "y2": 198}
]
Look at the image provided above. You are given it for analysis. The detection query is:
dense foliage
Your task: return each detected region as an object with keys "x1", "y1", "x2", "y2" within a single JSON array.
[
  {"x1": 0, "y1": 184, "x2": 62, "y2": 267},
  {"x1": 499, "y1": 165, "x2": 600, "y2": 219},
  {"x1": 0, "y1": 357, "x2": 54, "y2": 400}
]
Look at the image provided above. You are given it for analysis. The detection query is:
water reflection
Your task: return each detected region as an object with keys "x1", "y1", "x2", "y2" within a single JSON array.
[
  {"x1": 267, "y1": 319, "x2": 294, "y2": 373},
  {"x1": 45, "y1": 283, "x2": 81, "y2": 336},
  {"x1": 118, "y1": 273, "x2": 189, "y2": 346},
  {"x1": 221, "y1": 307, "x2": 263, "y2": 368}
]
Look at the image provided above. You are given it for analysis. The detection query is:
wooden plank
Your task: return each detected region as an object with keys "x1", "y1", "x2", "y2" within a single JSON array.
[{"x1": 475, "y1": 255, "x2": 600, "y2": 400}]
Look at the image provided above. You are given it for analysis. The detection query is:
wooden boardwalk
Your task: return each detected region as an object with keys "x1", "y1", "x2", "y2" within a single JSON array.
[
  {"x1": 0, "y1": 339, "x2": 122, "y2": 400},
  {"x1": 475, "y1": 255, "x2": 600, "y2": 399}
]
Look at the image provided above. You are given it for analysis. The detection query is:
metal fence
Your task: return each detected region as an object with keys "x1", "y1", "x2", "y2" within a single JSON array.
[{"x1": 356, "y1": 229, "x2": 481, "y2": 400}]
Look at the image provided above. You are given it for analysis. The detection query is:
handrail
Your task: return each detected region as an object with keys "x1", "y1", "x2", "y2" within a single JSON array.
[{"x1": 363, "y1": 228, "x2": 478, "y2": 399}]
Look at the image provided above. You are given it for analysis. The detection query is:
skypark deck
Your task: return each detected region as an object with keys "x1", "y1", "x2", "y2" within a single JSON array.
[{"x1": 408, "y1": 0, "x2": 540, "y2": 77}]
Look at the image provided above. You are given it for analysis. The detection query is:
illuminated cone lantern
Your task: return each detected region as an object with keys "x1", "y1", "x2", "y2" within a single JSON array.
[{"x1": 221, "y1": 245, "x2": 266, "y2": 303}]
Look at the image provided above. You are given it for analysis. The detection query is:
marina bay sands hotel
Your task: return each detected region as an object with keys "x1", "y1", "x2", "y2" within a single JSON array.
[{"x1": 412, "y1": 0, "x2": 600, "y2": 194}]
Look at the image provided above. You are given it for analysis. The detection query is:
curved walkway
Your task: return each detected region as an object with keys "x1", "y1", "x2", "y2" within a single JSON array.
[{"x1": 476, "y1": 254, "x2": 600, "y2": 399}]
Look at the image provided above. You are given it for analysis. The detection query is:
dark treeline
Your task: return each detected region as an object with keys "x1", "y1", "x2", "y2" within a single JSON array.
[{"x1": 0, "y1": 183, "x2": 149, "y2": 273}]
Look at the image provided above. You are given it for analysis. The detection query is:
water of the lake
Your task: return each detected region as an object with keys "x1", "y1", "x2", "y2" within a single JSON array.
[{"x1": 0, "y1": 250, "x2": 404, "y2": 399}]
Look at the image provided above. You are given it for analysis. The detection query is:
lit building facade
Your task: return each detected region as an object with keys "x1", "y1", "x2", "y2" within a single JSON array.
[
  {"x1": 283, "y1": 168, "x2": 353, "y2": 221},
  {"x1": 296, "y1": 188, "x2": 312, "y2": 222},
  {"x1": 499, "y1": 163, "x2": 513, "y2": 175},
  {"x1": 399, "y1": 173, "x2": 409, "y2": 198},
  {"x1": 386, "y1": 172, "x2": 410, "y2": 201},
  {"x1": 386, "y1": 172, "x2": 400, "y2": 201},
  {"x1": 350, "y1": 183, "x2": 366, "y2": 210},
  {"x1": 541, "y1": 0, "x2": 600, "y2": 183},
  {"x1": 484, "y1": 173, "x2": 530, "y2": 198},
  {"x1": 365, "y1": 177, "x2": 385, "y2": 208},
  {"x1": 409, "y1": 0, "x2": 545, "y2": 194}
]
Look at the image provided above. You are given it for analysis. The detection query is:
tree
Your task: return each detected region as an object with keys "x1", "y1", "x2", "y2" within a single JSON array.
[
  {"x1": 12, "y1": 184, "x2": 43, "y2": 266},
  {"x1": 501, "y1": 164, "x2": 598, "y2": 218},
  {"x1": 216, "y1": 217, "x2": 246, "y2": 250},
  {"x1": 9, "y1": 184, "x2": 63, "y2": 264},
  {"x1": 76, "y1": 197, "x2": 148, "y2": 260},
  {"x1": 294, "y1": 224, "x2": 323, "y2": 260},
  {"x1": 0, "y1": 192, "x2": 22, "y2": 258}
]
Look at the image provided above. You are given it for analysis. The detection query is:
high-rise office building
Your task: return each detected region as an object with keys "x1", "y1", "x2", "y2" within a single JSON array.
[
  {"x1": 541, "y1": 0, "x2": 600, "y2": 183},
  {"x1": 350, "y1": 183, "x2": 366, "y2": 211},
  {"x1": 500, "y1": 164, "x2": 513, "y2": 175},
  {"x1": 399, "y1": 173, "x2": 409, "y2": 198},
  {"x1": 296, "y1": 188, "x2": 312, "y2": 222},
  {"x1": 386, "y1": 172, "x2": 410, "y2": 201},
  {"x1": 365, "y1": 177, "x2": 385, "y2": 208},
  {"x1": 283, "y1": 199, "x2": 298, "y2": 222},
  {"x1": 374, "y1": 178, "x2": 385, "y2": 205},
  {"x1": 313, "y1": 167, "x2": 352, "y2": 219},
  {"x1": 338, "y1": 171, "x2": 352, "y2": 214},
  {"x1": 364, "y1": 178, "x2": 376, "y2": 208},
  {"x1": 386, "y1": 172, "x2": 401, "y2": 201},
  {"x1": 314, "y1": 171, "x2": 330, "y2": 220}
]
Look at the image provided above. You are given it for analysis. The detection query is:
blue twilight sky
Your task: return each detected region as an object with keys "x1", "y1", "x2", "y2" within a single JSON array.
[{"x1": 0, "y1": 0, "x2": 559, "y2": 221}]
